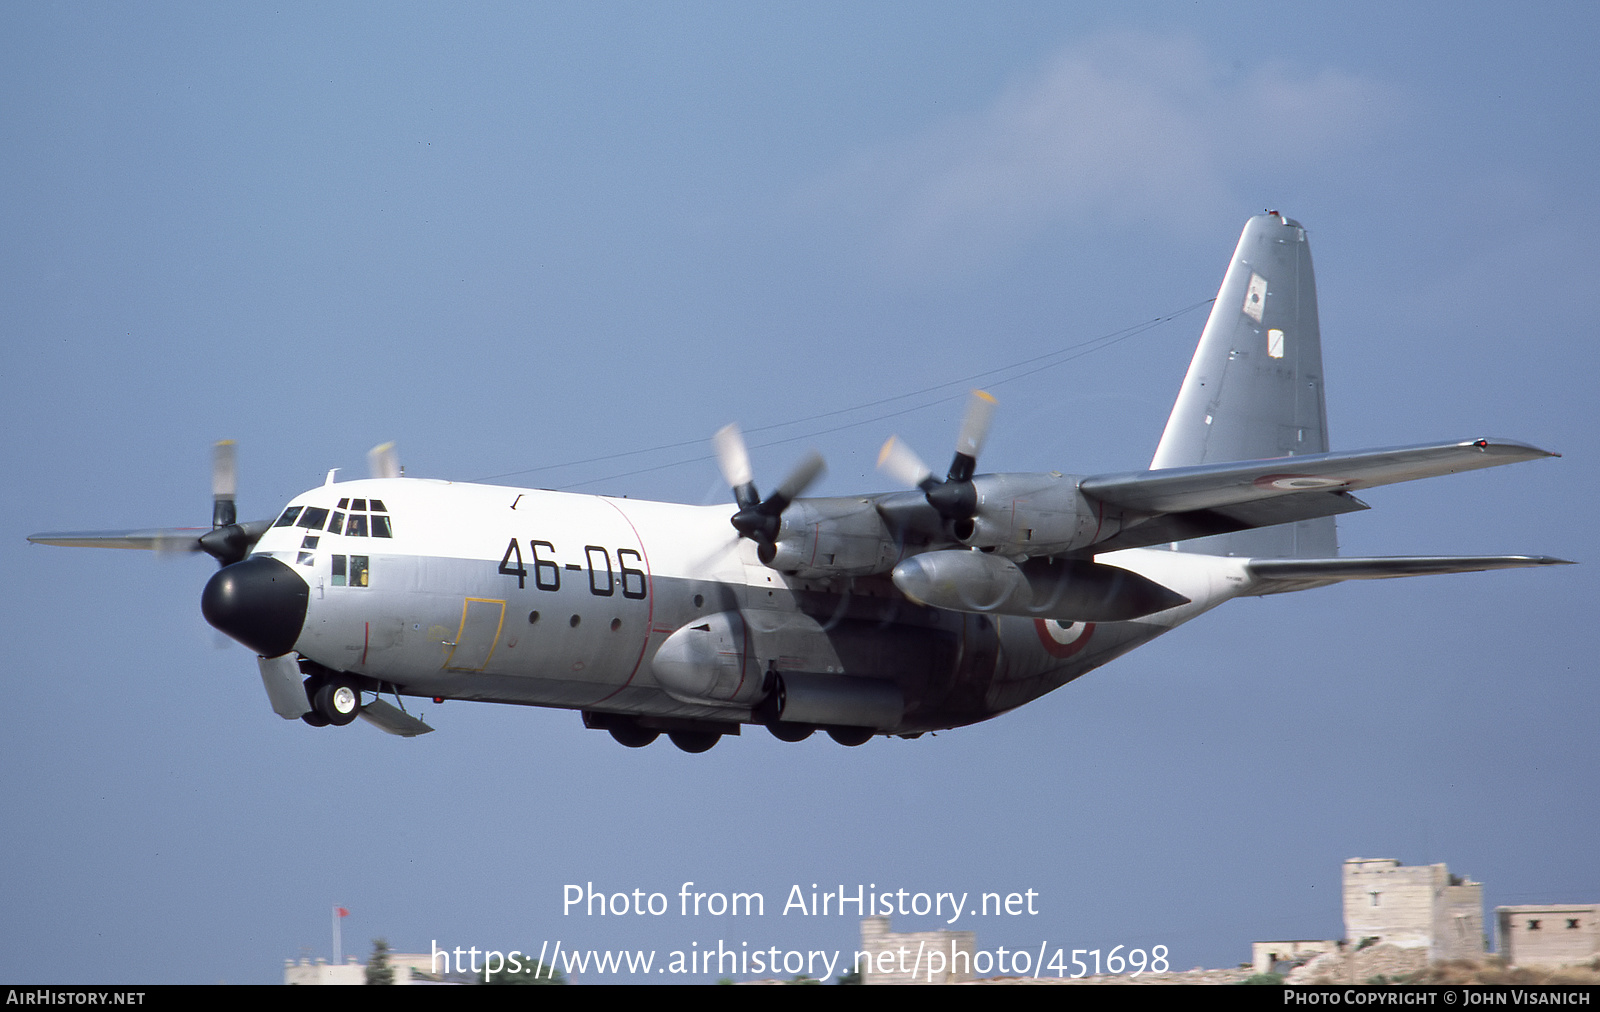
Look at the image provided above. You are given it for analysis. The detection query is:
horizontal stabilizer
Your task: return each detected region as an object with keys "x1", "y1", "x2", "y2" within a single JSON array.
[
  {"x1": 1082, "y1": 439, "x2": 1556, "y2": 516},
  {"x1": 1245, "y1": 555, "x2": 1573, "y2": 595},
  {"x1": 359, "y1": 698, "x2": 435, "y2": 737}
]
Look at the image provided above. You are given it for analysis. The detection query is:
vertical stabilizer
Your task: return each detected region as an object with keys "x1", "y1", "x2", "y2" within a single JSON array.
[{"x1": 1152, "y1": 212, "x2": 1336, "y2": 557}]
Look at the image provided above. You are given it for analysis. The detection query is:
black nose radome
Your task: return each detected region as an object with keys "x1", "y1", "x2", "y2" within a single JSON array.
[{"x1": 202, "y1": 556, "x2": 309, "y2": 657}]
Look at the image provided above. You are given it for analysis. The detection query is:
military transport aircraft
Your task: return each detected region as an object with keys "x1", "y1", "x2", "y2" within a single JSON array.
[{"x1": 29, "y1": 213, "x2": 1568, "y2": 752}]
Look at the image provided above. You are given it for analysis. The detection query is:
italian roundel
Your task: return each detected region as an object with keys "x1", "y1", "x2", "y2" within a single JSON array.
[{"x1": 1033, "y1": 619, "x2": 1095, "y2": 658}]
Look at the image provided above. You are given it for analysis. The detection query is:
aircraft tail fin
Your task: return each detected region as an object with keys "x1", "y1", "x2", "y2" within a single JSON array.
[{"x1": 1151, "y1": 211, "x2": 1334, "y2": 558}]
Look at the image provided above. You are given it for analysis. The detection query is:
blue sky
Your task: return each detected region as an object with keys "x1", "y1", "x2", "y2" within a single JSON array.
[{"x1": 3, "y1": 3, "x2": 1596, "y2": 984}]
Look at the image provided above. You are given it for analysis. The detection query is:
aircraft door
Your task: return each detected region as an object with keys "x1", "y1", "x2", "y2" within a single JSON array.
[{"x1": 444, "y1": 597, "x2": 506, "y2": 672}]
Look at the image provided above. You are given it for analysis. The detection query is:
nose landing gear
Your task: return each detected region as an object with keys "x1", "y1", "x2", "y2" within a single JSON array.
[{"x1": 300, "y1": 673, "x2": 363, "y2": 727}]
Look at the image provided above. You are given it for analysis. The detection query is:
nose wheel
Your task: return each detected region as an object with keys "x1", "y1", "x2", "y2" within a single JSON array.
[{"x1": 301, "y1": 674, "x2": 363, "y2": 727}]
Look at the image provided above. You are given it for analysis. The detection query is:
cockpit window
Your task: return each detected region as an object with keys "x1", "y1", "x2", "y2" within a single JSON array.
[
  {"x1": 293, "y1": 501, "x2": 393, "y2": 538},
  {"x1": 331, "y1": 554, "x2": 370, "y2": 587}
]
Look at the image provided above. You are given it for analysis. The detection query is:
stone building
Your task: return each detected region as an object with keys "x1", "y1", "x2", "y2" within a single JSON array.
[
  {"x1": 1342, "y1": 857, "x2": 1484, "y2": 961},
  {"x1": 284, "y1": 952, "x2": 442, "y2": 984},
  {"x1": 1253, "y1": 857, "x2": 1484, "y2": 975},
  {"x1": 1497, "y1": 904, "x2": 1600, "y2": 968},
  {"x1": 1251, "y1": 939, "x2": 1340, "y2": 976}
]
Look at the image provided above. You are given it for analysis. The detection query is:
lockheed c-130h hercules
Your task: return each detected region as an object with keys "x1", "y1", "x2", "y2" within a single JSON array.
[{"x1": 30, "y1": 213, "x2": 1569, "y2": 752}]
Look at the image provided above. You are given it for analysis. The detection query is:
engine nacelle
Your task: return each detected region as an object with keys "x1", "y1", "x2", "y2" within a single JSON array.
[
  {"x1": 652, "y1": 612, "x2": 905, "y2": 729},
  {"x1": 891, "y1": 549, "x2": 1189, "y2": 622},
  {"x1": 651, "y1": 611, "x2": 765, "y2": 707},
  {"x1": 761, "y1": 497, "x2": 899, "y2": 577},
  {"x1": 955, "y1": 473, "x2": 1121, "y2": 556}
]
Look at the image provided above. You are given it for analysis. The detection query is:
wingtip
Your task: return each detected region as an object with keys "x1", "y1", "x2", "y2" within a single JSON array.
[
  {"x1": 1492, "y1": 555, "x2": 1576, "y2": 567},
  {"x1": 1467, "y1": 437, "x2": 1561, "y2": 459}
]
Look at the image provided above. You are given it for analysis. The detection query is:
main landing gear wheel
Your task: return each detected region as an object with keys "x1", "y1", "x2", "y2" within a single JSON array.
[
  {"x1": 767, "y1": 722, "x2": 815, "y2": 742},
  {"x1": 668, "y1": 731, "x2": 721, "y2": 753},
  {"x1": 827, "y1": 727, "x2": 873, "y2": 747},
  {"x1": 609, "y1": 726, "x2": 660, "y2": 748}
]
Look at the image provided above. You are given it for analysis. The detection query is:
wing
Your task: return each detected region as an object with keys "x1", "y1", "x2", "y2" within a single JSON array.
[
  {"x1": 27, "y1": 439, "x2": 280, "y2": 564},
  {"x1": 1077, "y1": 438, "x2": 1555, "y2": 553},
  {"x1": 28, "y1": 520, "x2": 275, "y2": 555},
  {"x1": 28, "y1": 528, "x2": 211, "y2": 551}
]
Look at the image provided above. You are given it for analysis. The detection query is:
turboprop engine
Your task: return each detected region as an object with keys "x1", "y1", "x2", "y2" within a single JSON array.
[
  {"x1": 877, "y1": 391, "x2": 1128, "y2": 557},
  {"x1": 890, "y1": 550, "x2": 1189, "y2": 622},
  {"x1": 953, "y1": 471, "x2": 1122, "y2": 555},
  {"x1": 760, "y1": 497, "x2": 900, "y2": 577},
  {"x1": 651, "y1": 611, "x2": 903, "y2": 730}
]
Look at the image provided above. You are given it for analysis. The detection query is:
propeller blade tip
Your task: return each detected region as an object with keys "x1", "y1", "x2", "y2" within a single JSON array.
[
  {"x1": 956, "y1": 390, "x2": 999, "y2": 458},
  {"x1": 367, "y1": 441, "x2": 401, "y2": 479},
  {"x1": 878, "y1": 435, "x2": 932, "y2": 487},
  {"x1": 877, "y1": 436, "x2": 899, "y2": 467},
  {"x1": 211, "y1": 440, "x2": 238, "y2": 498},
  {"x1": 711, "y1": 424, "x2": 753, "y2": 488}
]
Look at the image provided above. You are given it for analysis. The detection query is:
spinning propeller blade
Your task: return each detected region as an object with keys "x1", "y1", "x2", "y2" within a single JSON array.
[
  {"x1": 877, "y1": 390, "x2": 997, "y2": 529},
  {"x1": 198, "y1": 440, "x2": 268, "y2": 567},
  {"x1": 211, "y1": 440, "x2": 238, "y2": 529},
  {"x1": 712, "y1": 424, "x2": 757, "y2": 509},
  {"x1": 368, "y1": 441, "x2": 400, "y2": 479},
  {"x1": 954, "y1": 389, "x2": 997, "y2": 465},
  {"x1": 711, "y1": 424, "x2": 825, "y2": 546},
  {"x1": 876, "y1": 436, "x2": 933, "y2": 490}
]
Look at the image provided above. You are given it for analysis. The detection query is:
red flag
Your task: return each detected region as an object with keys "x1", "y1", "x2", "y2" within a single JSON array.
[{"x1": 337, "y1": 907, "x2": 349, "y2": 917}]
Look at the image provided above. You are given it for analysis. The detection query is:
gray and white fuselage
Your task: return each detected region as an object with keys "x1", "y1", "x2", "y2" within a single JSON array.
[{"x1": 238, "y1": 476, "x2": 1249, "y2": 736}]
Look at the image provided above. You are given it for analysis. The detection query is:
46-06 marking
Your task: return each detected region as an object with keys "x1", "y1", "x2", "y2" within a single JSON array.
[{"x1": 498, "y1": 538, "x2": 647, "y2": 599}]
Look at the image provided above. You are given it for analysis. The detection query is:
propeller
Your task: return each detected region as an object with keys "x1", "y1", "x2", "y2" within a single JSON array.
[
  {"x1": 368, "y1": 441, "x2": 400, "y2": 479},
  {"x1": 712, "y1": 424, "x2": 825, "y2": 554},
  {"x1": 198, "y1": 440, "x2": 265, "y2": 567},
  {"x1": 211, "y1": 439, "x2": 238, "y2": 528},
  {"x1": 877, "y1": 390, "x2": 997, "y2": 535}
]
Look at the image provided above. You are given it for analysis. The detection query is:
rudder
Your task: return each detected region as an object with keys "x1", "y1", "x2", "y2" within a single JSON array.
[{"x1": 1151, "y1": 212, "x2": 1336, "y2": 558}]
